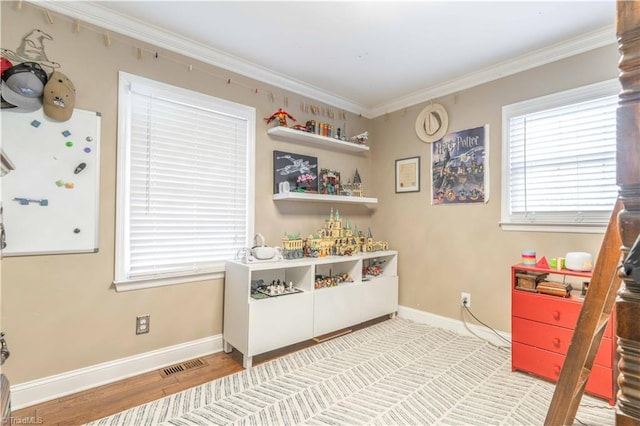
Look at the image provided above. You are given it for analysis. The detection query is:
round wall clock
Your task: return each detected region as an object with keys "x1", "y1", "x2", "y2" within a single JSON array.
[{"x1": 415, "y1": 103, "x2": 449, "y2": 143}]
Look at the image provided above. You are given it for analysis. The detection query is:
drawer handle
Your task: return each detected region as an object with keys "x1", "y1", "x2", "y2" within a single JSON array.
[
  {"x1": 552, "y1": 311, "x2": 561, "y2": 320},
  {"x1": 553, "y1": 365, "x2": 561, "y2": 375},
  {"x1": 552, "y1": 337, "x2": 561, "y2": 347}
]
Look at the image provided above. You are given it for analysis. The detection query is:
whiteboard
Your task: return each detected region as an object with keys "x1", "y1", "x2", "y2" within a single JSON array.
[{"x1": 1, "y1": 108, "x2": 101, "y2": 256}]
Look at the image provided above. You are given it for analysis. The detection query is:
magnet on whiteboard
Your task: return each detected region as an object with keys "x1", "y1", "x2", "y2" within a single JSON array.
[
  {"x1": 62, "y1": 130, "x2": 71, "y2": 137},
  {"x1": 86, "y1": 136, "x2": 93, "y2": 142},
  {"x1": 64, "y1": 182, "x2": 74, "y2": 189},
  {"x1": 55, "y1": 179, "x2": 65, "y2": 187},
  {"x1": 73, "y1": 228, "x2": 80, "y2": 234},
  {"x1": 65, "y1": 141, "x2": 73, "y2": 147},
  {"x1": 31, "y1": 120, "x2": 41, "y2": 128},
  {"x1": 13, "y1": 198, "x2": 48, "y2": 206},
  {"x1": 74, "y1": 162, "x2": 86, "y2": 174}
]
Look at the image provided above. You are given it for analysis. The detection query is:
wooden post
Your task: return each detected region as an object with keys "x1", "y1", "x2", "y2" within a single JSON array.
[{"x1": 615, "y1": 1, "x2": 640, "y2": 424}]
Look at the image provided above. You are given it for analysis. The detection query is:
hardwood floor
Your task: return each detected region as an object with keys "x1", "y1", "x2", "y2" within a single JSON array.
[
  {"x1": 10, "y1": 318, "x2": 387, "y2": 425},
  {"x1": 10, "y1": 351, "x2": 244, "y2": 426}
]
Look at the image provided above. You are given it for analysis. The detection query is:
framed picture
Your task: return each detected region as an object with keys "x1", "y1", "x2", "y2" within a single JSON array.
[
  {"x1": 319, "y1": 168, "x2": 341, "y2": 195},
  {"x1": 395, "y1": 156, "x2": 420, "y2": 193},
  {"x1": 273, "y1": 150, "x2": 318, "y2": 194}
]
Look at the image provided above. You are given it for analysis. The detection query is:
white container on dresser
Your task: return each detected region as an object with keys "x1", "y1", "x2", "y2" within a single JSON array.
[{"x1": 223, "y1": 250, "x2": 398, "y2": 368}]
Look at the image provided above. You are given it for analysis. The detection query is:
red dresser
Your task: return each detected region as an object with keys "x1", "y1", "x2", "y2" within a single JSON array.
[{"x1": 511, "y1": 264, "x2": 615, "y2": 405}]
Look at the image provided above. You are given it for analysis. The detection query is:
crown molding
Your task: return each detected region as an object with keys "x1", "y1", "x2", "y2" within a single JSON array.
[
  {"x1": 33, "y1": 1, "x2": 615, "y2": 120},
  {"x1": 369, "y1": 25, "x2": 617, "y2": 118},
  {"x1": 32, "y1": 0, "x2": 369, "y2": 117}
]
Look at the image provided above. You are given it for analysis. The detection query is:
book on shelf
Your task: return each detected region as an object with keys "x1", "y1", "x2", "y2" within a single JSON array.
[{"x1": 536, "y1": 281, "x2": 573, "y2": 297}]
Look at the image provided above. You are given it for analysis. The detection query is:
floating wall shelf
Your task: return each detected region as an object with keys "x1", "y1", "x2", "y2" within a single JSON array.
[
  {"x1": 267, "y1": 126, "x2": 370, "y2": 153},
  {"x1": 273, "y1": 192, "x2": 377, "y2": 207}
]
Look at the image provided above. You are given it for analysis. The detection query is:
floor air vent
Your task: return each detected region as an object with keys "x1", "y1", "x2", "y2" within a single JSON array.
[{"x1": 160, "y1": 358, "x2": 206, "y2": 376}]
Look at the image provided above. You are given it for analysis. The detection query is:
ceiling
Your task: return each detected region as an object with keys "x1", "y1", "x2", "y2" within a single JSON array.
[{"x1": 45, "y1": 1, "x2": 616, "y2": 118}]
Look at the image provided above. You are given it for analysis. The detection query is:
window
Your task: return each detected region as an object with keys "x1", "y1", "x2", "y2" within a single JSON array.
[
  {"x1": 115, "y1": 72, "x2": 255, "y2": 291},
  {"x1": 501, "y1": 79, "x2": 619, "y2": 233}
]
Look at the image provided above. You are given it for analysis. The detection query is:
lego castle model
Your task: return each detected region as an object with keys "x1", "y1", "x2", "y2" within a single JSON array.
[{"x1": 281, "y1": 208, "x2": 389, "y2": 259}]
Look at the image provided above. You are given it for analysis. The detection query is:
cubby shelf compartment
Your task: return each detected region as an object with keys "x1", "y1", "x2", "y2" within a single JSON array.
[
  {"x1": 267, "y1": 126, "x2": 370, "y2": 153},
  {"x1": 273, "y1": 191, "x2": 378, "y2": 206}
]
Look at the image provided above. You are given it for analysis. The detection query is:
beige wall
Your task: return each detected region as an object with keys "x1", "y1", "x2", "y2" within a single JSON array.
[
  {"x1": 0, "y1": 1, "x2": 620, "y2": 386},
  {"x1": 370, "y1": 44, "x2": 620, "y2": 331},
  {"x1": 0, "y1": 2, "x2": 369, "y2": 384}
]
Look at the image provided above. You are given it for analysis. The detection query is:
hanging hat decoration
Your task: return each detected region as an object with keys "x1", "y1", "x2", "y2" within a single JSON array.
[
  {"x1": 415, "y1": 103, "x2": 449, "y2": 143},
  {"x1": 2, "y1": 29, "x2": 60, "y2": 70},
  {"x1": 43, "y1": 71, "x2": 76, "y2": 122},
  {"x1": 1, "y1": 61, "x2": 48, "y2": 112},
  {"x1": 0, "y1": 56, "x2": 14, "y2": 109}
]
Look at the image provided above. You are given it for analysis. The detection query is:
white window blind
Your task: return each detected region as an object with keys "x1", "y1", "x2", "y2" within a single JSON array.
[
  {"x1": 502, "y1": 79, "x2": 618, "y2": 232},
  {"x1": 115, "y1": 73, "x2": 255, "y2": 289}
]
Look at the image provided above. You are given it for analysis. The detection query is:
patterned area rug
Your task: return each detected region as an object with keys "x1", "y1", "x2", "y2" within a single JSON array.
[{"x1": 87, "y1": 318, "x2": 614, "y2": 425}]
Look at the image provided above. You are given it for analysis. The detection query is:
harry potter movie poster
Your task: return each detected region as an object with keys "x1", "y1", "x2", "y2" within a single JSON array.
[{"x1": 431, "y1": 125, "x2": 489, "y2": 205}]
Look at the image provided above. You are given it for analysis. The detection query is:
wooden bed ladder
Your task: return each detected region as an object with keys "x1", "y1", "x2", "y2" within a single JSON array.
[
  {"x1": 546, "y1": 1, "x2": 640, "y2": 424},
  {"x1": 544, "y1": 201, "x2": 622, "y2": 426}
]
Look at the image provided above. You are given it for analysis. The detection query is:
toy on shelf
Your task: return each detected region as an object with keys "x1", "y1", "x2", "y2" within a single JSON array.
[
  {"x1": 319, "y1": 168, "x2": 340, "y2": 195},
  {"x1": 281, "y1": 208, "x2": 389, "y2": 259},
  {"x1": 265, "y1": 108, "x2": 296, "y2": 127},
  {"x1": 535, "y1": 256, "x2": 550, "y2": 269},
  {"x1": 314, "y1": 272, "x2": 352, "y2": 289},
  {"x1": 349, "y1": 131, "x2": 368, "y2": 145},
  {"x1": 363, "y1": 258, "x2": 386, "y2": 281},
  {"x1": 297, "y1": 173, "x2": 316, "y2": 192},
  {"x1": 304, "y1": 120, "x2": 336, "y2": 138},
  {"x1": 340, "y1": 169, "x2": 364, "y2": 197},
  {"x1": 282, "y1": 232, "x2": 304, "y2": 259},
  {"x1": 250, "y1": 278, "x2": 302, "y2": 299}
]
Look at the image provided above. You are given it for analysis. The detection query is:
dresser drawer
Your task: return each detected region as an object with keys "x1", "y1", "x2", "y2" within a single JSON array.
[
  {"x1": 512, "y1": 342, "x2": 613, "y2": 401},
  {"x1": 512, "y1": 317, "x2": 613, "y2": 367},
  {"x1": 512, "y1": 290, "x2": 613, "y2": 338}
]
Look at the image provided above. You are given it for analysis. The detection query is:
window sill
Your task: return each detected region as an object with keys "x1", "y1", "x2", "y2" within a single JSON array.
[
  {"x1": 499, "y1": 222, "x2": 606, "y2": 234},
  {"x1": 113, "y1": 271, "x2": 224, "y2": 292}
]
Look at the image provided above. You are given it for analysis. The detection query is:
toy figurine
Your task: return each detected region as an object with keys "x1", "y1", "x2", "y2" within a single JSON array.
[
  {"x1": 264, "y1": 108, "x2": 296, "y2": 127},
  {"x1": 349, "y1": 131, "x2": 368, "y2": 145}
]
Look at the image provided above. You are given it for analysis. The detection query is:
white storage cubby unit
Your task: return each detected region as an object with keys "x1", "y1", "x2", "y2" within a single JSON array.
[{"x1": 223, "y1": 250, "x2": 398, "y2": 368}]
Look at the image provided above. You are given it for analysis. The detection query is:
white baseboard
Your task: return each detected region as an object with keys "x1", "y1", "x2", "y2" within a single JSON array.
[
  {"x1": 10, "y1": 334, "x2": 223, "y2": 410},
  {"x1": 11, "y1": 309, "x2": 507, "y2": 410},
  {"x1": 397, "y1": 305, "x2": 511, "y2": 347}
]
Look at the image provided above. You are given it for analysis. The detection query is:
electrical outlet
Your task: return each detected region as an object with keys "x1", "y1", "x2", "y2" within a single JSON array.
[
  {"x1": 136, "y1": 315, "x2": 150, "y2": 335},
  {"x1": 461, "y1": 292, "x2": 471, "y2": 308}
]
